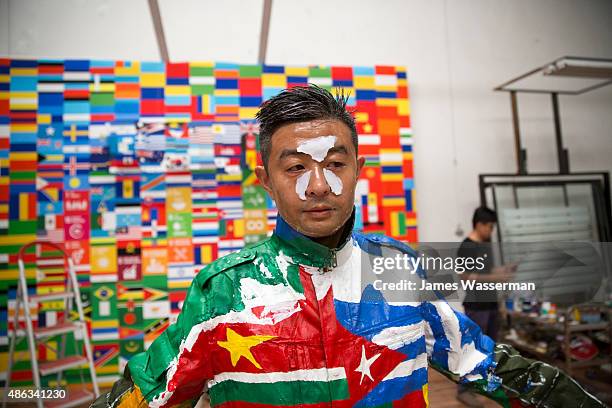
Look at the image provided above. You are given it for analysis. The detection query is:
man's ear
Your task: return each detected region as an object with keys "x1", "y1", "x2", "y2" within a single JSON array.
[
  {"x1": 357, "y1": 156, "x2": 366, "y2": 176},
  {"x1": 255, "y1": 165, "x2": 273, "y2": 196}
]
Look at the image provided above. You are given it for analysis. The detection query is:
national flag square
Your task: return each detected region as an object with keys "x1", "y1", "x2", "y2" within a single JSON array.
[
  {"x1": 142, "y1": 300, "x2": 170, "y2": 320},
  {"x1": 93, "y1": 342, "x2": 120, "y2": 373}
]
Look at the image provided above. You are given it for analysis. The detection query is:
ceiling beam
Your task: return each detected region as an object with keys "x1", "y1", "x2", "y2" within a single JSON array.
[
  {"x1": 258, "y1": 0, "x2": 273, "y2": 64},
  {"x1": 148, "y1": 0, "x2": 170, "y2": 62}
]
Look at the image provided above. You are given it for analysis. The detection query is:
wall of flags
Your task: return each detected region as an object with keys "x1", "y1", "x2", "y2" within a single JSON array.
[{"x1": 0, "y1": 59, "x2": 416, "y2": 386}]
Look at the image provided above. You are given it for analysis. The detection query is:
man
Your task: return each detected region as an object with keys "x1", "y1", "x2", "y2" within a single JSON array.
[
  {"x1": 459, "y1": 207, "x2": 514, "y2": 341},
  {"x1": 93, "y1": 85, "x2": 604, "y2": 407},
  {"x1": 456, "y1": 207, "x2": 515, "y2": 407}
]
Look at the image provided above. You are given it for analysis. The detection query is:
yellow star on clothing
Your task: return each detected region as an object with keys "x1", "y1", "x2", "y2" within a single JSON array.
[{"x1": 217, "y1": 328, "x2": 275, "y2": 369}]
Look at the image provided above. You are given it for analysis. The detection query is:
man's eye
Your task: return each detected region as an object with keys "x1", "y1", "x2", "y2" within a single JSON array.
[
  {"x1": 287, "y1": 164, "x2": 305, "y2": 172},
  {"x1": 328, "y1": 162, "x2": 345, "y2": 169}
]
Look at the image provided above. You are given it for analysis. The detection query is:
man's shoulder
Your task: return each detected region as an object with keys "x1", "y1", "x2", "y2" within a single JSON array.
[
  {"x1": 193, "y1": 237, "x2": 273, "y2": 288},
  {"x1": 352, "y1": 231, "x2": 418, "y2": 257}
]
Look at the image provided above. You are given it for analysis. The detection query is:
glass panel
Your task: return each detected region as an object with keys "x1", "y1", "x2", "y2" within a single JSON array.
[
  {"x1": 488, "y1": 182, "x2": 605, "y2": 306},
  {"x1": 494, "y1": 184, "x2": 599, "y2": 242}
]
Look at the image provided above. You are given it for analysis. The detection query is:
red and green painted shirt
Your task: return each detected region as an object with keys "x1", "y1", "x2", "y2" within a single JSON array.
[{"x1": 98, "y1": 216, "x2": 605, "y2": 408}]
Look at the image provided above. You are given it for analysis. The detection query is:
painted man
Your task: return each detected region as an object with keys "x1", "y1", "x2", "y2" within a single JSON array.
[{"x1": 92, "y1": 85, "x2": 605, "y2": 407}]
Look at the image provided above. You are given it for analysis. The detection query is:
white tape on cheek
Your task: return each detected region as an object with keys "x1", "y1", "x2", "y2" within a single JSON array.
[
  {"x1": 296, "y1": 136, "x2": 337, "y2": 162},
  {"x1": 323, "y1": 168, "x2": 343, "y2": 195},
  {"x1": 295, "y1": 170, "x2": 312, "y2": 200}
]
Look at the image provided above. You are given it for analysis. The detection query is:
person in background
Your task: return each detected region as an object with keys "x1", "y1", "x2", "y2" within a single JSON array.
[{"x1": 457, "y1": 206, "x2": 516, "y2": 407}]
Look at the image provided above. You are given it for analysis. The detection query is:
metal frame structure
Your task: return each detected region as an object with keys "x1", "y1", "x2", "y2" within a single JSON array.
[
  {"x1": 494, "y1": 56, "x2": 612, "y2": 176},
  {"x1": 483, "y1": 57, "x2": 612, "y2": 245}
]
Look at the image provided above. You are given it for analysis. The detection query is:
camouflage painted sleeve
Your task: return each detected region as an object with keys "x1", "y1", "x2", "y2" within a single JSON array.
[{"x1": 485, "y1": 343, "x2": 607, "y2": 408}]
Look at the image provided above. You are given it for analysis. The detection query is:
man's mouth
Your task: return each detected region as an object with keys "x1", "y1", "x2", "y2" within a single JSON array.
[{"x1": 304, "y1": 205, "x2": 333, "y2": 213}]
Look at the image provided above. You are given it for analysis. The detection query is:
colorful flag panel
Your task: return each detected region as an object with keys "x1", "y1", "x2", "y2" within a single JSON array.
[{"x1": 0, "y1": 59, "x2": 415, "y2": 386}]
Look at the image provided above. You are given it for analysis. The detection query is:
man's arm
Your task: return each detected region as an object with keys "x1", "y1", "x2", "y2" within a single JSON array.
[
  {"x1": 90, "y1": 258, "x2": 242, "y2": 408},
  {"x1": 421, "y1": 301, "x2": 606, "y2": 407},
  {"x1": 491, "y1": 343, "x2": 605, "y2": 407},
  {"x1": 90, "y1": 365, "x2": 147, "y2": 408}
]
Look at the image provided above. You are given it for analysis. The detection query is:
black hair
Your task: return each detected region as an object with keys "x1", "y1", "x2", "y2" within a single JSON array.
[
  {"x1": 255, "y1": 84, "x2": 358, "y2": 169},
  {"x1": 472, "y1": 206, "x2": 497, "y2": 228}
]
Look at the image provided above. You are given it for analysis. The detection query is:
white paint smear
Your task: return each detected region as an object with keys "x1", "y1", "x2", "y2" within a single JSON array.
[
  {"x1": 150, "y1": 251, "x2": 301, "y2": 408},
  {"x1": 295, "y1": 170, "x2": 312, "y2": 200},
  {"x1": 323, "y1": 168, "x2": 343, "y2": 195},
  {"x1": 371, "y1": 322, "x2": 424, "y2": 350},
  {"x1": 296, "y1": 136, "x2": 337, "y2": 162},
  {"x1": 381, "y1": 353, "x2": 428, "y2": 381},
  {"x1": 208, "y1": 367, "x2": 346, "y2": 388},
  {"x1": 431, "y1": 301, "x2": 487, "y2": 376}
]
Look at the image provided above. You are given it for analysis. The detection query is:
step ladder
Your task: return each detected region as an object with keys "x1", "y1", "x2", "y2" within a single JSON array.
[{"x1": 3, "y1": 241, "x2": 99, "y2": 408}]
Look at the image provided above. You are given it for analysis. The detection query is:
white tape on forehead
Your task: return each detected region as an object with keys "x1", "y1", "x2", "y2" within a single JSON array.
[
  {"x1": 295, "y1": 170, "x2": 312, "y2": 200},
  {"x1": 323, "y1": 168, "x2": 343, "y2": 196},
  {"x1": 296, "y1": 136, "x2": 337, "y2": 162}
]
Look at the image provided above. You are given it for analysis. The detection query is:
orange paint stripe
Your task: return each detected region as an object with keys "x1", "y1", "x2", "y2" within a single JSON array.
[{"x1": 215, "y1": 70, "x2": 239, "y2": 79}]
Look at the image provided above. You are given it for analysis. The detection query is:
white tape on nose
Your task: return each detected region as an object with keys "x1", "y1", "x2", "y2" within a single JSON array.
[
  {"x1": 295, "y1": 170, "x2": 312, "y2": 200},
  {"x1": 294, "y1": 135, "x2": 343, "y2": 200},
  {"x1": 323, "y1": 168, "x2": 343, "y2": 195}
]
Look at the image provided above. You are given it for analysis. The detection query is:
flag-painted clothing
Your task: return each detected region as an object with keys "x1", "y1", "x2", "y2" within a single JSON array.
[{"x1": 92, "y1": 215, "x2": 605, "y2": 408}]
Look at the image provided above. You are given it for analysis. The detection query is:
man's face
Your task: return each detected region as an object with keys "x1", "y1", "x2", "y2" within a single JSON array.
[
  {"x1": 255, "y1": 119, "x2": 365, "y2": 238},
  {"x1": 476, "y1": 222, "x2": 495, "y2": 242}
]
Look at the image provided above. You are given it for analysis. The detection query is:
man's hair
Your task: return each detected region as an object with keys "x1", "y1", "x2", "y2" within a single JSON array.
[
  {"x1": 255, "y1": 84, "x2": 358, "y2": 169},
  {"x1": 472, "y1": 206, "x2": 497, "y2": 228}
]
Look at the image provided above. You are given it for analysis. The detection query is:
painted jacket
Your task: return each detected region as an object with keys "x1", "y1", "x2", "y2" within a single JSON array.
[{"x1": 93, "y1": 216, "x2": 606, "y2": 408}]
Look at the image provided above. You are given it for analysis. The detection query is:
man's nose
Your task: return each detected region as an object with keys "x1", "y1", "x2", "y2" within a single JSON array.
[{"x1": 306, "y1": 166, "x2": 330, "y2": 197}]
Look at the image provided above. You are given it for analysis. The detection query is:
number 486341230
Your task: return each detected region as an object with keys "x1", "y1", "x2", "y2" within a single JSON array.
[{"x1": 7, "y1": 389, "x2": 66, "y2": 400}]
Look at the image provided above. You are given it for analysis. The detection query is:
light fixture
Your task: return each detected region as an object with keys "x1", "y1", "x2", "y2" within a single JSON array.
[{"x1": 543, "y1": 57, "x2": 612, "y2": 79}]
